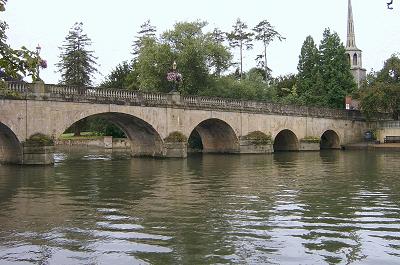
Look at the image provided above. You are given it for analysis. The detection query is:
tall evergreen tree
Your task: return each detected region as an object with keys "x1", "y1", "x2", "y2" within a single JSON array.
[
  {"x1": 227, "y1": 18, "x2": 254, "y2": 79},
  {"x1": 132, "y1": 20, "x2": 157, "y2": 58},
  {"x1": 56, "y1": 22, "x2": 98, "y2": 87},
  {"x1": 253, "y1": 20, "x2": 285, "y2": 80},
  {"x1": 319, "y1": 28, "x2": 356, "y2": 108},
  {"x1": 206, "y1": 28, "x2": 232, "y2": 77},
  {"x1": 296, "y1": 36, "x2": 324, "y2": 105}
]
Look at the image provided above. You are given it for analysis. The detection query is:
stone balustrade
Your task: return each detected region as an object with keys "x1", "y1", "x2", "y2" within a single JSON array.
[{"x1": 5, "y1": 81, "x2": 366, "y2": 120}]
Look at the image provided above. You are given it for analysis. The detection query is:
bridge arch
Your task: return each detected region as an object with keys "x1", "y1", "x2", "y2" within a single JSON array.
[
  {"x1": 0, "y1": 122, "x2": 22, "y2": 164},
  {"x1": 320, "y1": 130, "x2": 341, "y2": 149},
  {"x1": 61, "y1": 112, "x2": 164, "y2": 157},
  {"x1": 273, "y1": 129, "x2": 299, "y2": 152},
  {"x1": 188, "y1": 118, "x2": 239, "y2": 153}
]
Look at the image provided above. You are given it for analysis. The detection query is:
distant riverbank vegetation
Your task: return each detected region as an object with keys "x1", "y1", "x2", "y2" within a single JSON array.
[{"x1": 1, "y1": 0, "x2": 398, "y2": 138}]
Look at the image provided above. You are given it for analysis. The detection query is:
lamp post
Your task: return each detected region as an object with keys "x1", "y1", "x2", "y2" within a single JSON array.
[
  {"x1": 167, "y1": 61, "x2": 182, "y2": 93},
  {"x1": 36, "y1": 44, "x2": 41, "y2": 81}
]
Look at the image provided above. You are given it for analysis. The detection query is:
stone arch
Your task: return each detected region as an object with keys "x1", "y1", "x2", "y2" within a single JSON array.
[
  {"x1": 188, "y1": 118, "x2": 239, "y2": 153},
  {"x1": 347, "y1": 53, "x2": 351, "y2": 65},
  {"x1": 353, "y1": 53, "x2": 358, "y2": 66},
  {"x1": 0, "y1": 122, "x2": 22, "y2": 164},
  {"x1": 273, "y1": 129, "x2": 299, "y2": 152},
  {"x1": 320, "y1": 130, "x2": 341, "y2": 149},
  {"x1": 61, "y1": 112, "x2": 164, "y2": 157}
]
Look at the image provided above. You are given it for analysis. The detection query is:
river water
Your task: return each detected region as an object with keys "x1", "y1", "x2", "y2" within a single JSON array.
[{"x1": 0, "y1": 149, "x2": 399, "y2": 265}]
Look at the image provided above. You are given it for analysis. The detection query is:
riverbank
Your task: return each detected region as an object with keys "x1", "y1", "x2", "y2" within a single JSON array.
[{"x1": 345, "y1": 142, "x2": 400, "y2": 151}]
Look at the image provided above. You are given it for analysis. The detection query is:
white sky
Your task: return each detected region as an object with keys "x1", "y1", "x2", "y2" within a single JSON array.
[{"x1": 2, "y1": 0, "x2": 400, "y2": 85}]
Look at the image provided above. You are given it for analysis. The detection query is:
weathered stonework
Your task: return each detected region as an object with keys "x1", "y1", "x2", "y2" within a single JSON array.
[
  {"x1": 300, "y1": 142, "x2": 320, "y2": 151},
  {"x1": 22, "y1": 144, "x2": 54, "y2": 165},
  {"x1": 0, "y1": 82, "x2": 379, "y2": 165},
  {"x1": 239, "y1": 139, "x2": 273, "y2": 154},
  {"x1": 164, "y1": 142, "x2": 187, "y2": 158}
]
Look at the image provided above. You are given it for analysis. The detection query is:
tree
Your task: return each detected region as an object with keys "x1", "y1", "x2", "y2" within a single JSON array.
[
  {"x1": 56, "y1": 22, "x2": 98, "y2": 87},
  {"x1": 360, "y1": 54, "x2": 400, "y2": 120},
  {"x1": 206, "y1": 28, "x2": 232, "y2": 76},
  {"x1": 296, "y1": 30, "x2": 356, "y2": 108},
  {"x1": 318, "y1": 28, "x2": 356, "y2": 108},
  {"x1": 101, "y1": 61, "x2": 132, "y2": 89},
  {"x1": 132, "y1": 20, "x2": 157, "y2": 58},
  {"x1": 227, "y1": 18, "x2": 254, "y2": 79},
  {"x1": 56, "y1": 22, "x2": 98, "y2": 136},
  {"x1": 296, "y1": 36, "x2": 324, "y2": 105},
  {"x1": 1, "y1": 4, "x2": 42, "y2": 81},
  {"x1": 253, "y1": 20, "x2": 285, "y2": 80}
]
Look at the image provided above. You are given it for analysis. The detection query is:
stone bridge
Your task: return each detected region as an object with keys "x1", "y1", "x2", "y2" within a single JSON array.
[{"x1": 0, "y1": 82, "x2": 369, "y2": 164}]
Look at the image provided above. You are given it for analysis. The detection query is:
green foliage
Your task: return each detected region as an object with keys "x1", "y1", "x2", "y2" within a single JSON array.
[
  {"x1": 360, "y1": 54, "x2": 400, "y2": 120},
  {"x1": 273, "y1": 74, "x2": 297, "y2": 98},
  {"x1": 227, "y1": 18, "x2": 254, "y2": 78},
  {"x1": 296, "y1": 30, "x2": 356, "y2": 108},
  {"x1": 56, "y1": 22, "x2": 98, "y2": 87},
  {"x1": 25, "y1": 133, "x2": 54, "y2": 146},
  {"x1": 101, "y1": 61, "x2": 132, "y2": 89},
  {"x1": 242, "y1": 131, "x2": 272, "y2": 145},
  {"x1": 300, "y1": 136, "x2": 320, "y2": 143},
  {"x1": 164, "y1": 131, "x2": 188, "y2": 143},
  {"x1": 88, "y1": 117, "x2": 126, "y2": 138},
  {"x1": 0, "y1": 20, "x2": 41, "y2": 81}
]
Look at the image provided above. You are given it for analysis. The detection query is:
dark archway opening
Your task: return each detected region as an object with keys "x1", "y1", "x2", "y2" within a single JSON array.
[
  {"x1": 0, "y1": 123, "x2": 22, "y2": 164},
  {"x1": 61, "y1": 113, "x2": 163, "y2": 157},
  {"x1": 320, "y1": 130, "x2": 341, "y2": 149},
  {"x1": 353, "y1": 54, "x2": 358, "y2": 66},
  {"x1": 273, "y1": 129, "x2": 299, "y2": 152},
  {"x1": 188, "y1": 119, "x2": 239, "y2": 154}
]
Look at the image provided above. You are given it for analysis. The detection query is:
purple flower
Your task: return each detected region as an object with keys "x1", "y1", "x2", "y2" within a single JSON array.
[{"x1": 40, "y1": 59, "x2": 47, "y2": 69}]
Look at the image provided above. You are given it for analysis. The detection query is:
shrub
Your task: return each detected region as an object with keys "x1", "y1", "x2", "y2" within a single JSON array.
[
  {"x1": 300, "y1": 136, "x2": 320, "y2": 143},
  {"x1": 242, "y1": 131, "x2": 272, "y2": 145},
  {"x1": 25, "y1": 133, "x2": 54, "y2": 146},
  {"x1": 164, "y1": 131, "x2": 188, "y2": 143}
]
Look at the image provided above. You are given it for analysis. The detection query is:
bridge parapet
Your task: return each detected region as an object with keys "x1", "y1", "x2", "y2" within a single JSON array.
[{"x1": 5, "y1": 82, "x2": 366, "y2": 121}]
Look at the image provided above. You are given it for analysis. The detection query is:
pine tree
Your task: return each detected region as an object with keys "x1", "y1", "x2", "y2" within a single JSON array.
[
  {"x1": 132, "y1": 20, "x2": 157, "y2": 58},
  {"x1": 253, "y1": 20, "x2": 285, "y2": 81},
  {"x1": 319, "y1": 28, "x2": 356, "y2": 108},
  {"x1": 227, "y1": 18, "x2": 254, "y2": 79},
  {"x1": 207, "y1": 28, "x2": 232, "y2": 76},
  {"x1": 56, "y1": 22, "x2": 98, "y2": 87}
]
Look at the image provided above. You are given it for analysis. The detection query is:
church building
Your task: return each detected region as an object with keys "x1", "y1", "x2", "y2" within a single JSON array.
[{"x1": 345, "y1": 0, "x2": 367, "y2": 88}]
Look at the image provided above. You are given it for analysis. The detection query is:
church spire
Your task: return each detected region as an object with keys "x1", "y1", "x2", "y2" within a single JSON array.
[{"x1": 347, "y1": 0, "x2": 357, "y2": 48}]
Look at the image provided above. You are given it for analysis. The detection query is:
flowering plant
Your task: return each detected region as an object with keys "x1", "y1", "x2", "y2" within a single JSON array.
[
  {"x1": 40, "y1": 59, "x2": 47, "y2": 69},
  {"x1": 167, "y1": 72, "x2": 182, "y2": 82}
]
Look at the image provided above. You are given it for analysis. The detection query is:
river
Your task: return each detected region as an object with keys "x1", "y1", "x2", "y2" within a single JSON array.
[{"x1": 0, "y1": 149, "x2": 399, "y2": 264}]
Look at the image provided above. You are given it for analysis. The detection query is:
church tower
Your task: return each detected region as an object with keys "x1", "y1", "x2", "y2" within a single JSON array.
[{"x1": 345, "y1": 0, "x2": 366, "y2": 88}]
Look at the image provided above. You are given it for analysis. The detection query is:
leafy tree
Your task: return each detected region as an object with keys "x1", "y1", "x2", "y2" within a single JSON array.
[
  {"x1": 1, "y1": 1, "x2": 42, "y2": 82},
  {"x1": 227, "y1": 18, "x2": 254, "y2": 79},
  {"x1": 273, "y1": 74, "x2": 297, "y2": 98},
  {"x1": 253, "y1": 20, "x2": 285, "y2": 80},
  {"x1": 101, "y1": 61, "x2": 132, "y2": 89},
  {"x1": 296, "y1": 35, "x2": 324, "y2": 105},
  {"x1": 360, "y1": 54, "x2": 400, "y2": 120},
  {"x1": 318, "y1": 28, "x2": 356, "y2": 108},
  {"x1": 206, "y1": 28, "x2": 232, "y2": 76},
  {"x1": 56, "y1": 22, "x2": 98, "y2": 87}
]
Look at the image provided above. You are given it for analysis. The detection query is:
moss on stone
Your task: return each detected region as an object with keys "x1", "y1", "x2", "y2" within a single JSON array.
[
  {"x1": 25, "y1": 133, "x2": 54, "y2": 146},
  {"x1": 300, "y1": 136, "x2": 320, "y2": 143},
  {"x1": 164, "y1": 131, "x2": 188, "y2": 143}
]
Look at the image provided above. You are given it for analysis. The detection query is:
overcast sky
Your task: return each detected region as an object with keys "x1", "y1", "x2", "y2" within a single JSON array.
[{"x1": 2, "y1": 0, "x2": 400, "y2": 85}]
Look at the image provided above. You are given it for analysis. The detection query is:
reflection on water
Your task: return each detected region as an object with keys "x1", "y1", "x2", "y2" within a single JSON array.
[{"x1": 0, "y1": 149, "x2": 400, "y2": 264}]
